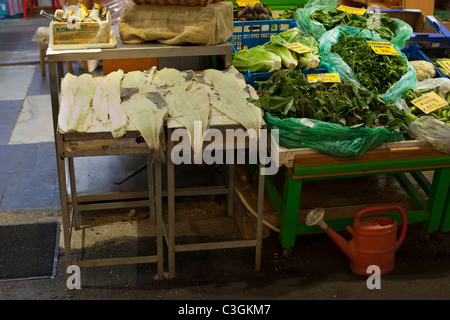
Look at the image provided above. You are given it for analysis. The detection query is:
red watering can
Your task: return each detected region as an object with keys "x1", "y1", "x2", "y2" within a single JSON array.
[{"x1": 306, "y1": 204, "x2": 408, "y2": 275}]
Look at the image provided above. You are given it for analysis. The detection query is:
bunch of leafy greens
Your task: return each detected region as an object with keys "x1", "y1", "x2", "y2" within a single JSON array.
[
  {"x1": 249, "y1": 69, "x2": 411, "y2": 134},
  {"x1": 330, "y1": 31, "x2": 408, "y2": 94},
  {"x1": 279, "y1": 3, "x2": 307, "y2": 19},
  {"x1": 311, "y1": 8, "x2": 399, "y2": 41},
  {"x1": 232, "y1": 27, "x2": 320, "y2": 73}
]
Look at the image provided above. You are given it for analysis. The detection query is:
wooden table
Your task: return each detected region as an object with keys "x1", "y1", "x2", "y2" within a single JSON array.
[
  {"x1": 55, "y1": 129, "x2": 164, "y2": 278},
  {"x1": 46, "y1": 29, "x2": 234, "y2": 276},
  {"x1": 265, "y1": 139, "x2": 450, "y2": 256},
  {"x1": 165, "y1": 108, "x2": 265, "y2": 278}
]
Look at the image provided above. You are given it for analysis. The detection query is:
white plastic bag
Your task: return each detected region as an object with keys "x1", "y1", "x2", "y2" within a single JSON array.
[
  {"x1": 401, "y1": 77, "x2": 450, "y2": 153},
  {"x1": 408, "y1": 116, "x2": 450, "y2": 153}
]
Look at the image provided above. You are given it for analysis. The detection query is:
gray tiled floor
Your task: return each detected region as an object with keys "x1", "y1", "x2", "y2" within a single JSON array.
[{"x1": 0, "y1": 16, "x2": 61, "y2": 210}]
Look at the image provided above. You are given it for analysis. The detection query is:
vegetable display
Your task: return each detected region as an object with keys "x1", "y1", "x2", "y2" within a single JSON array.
[
  {"x1": 232, "y1": 28, "x2": 320, "y2": 73},
  {"x1": 402, "y1": 87, "x2": 450, "y2": 123},
  {"x1": 409, "y1": 60, "x2": 436, "y2": 81},
  {"x1": 223, "y1": 0, "x2": 273, "y2": 21},
  {"x1": 432, "y1": 58, "x2": 450, "y2": 76},
  {"x1": 330, "y1": 31, "x2": 408, "y2": 94},
  {"x1": 311, "y1": 8, "x2": 398, "y2": 41},
  {"x1": 250, "y1": 69, "x2": 412, "y2": 134},
  {"x1": 237, "y1": 3, "x2": 272, "y2": 21},
  {"x1": 278, "y1": 4, "x2": 306, "y2": 20}
]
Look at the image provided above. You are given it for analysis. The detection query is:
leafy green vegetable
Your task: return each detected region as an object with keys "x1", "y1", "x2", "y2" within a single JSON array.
[
  {"x1": 232, "y1": 27, "x2": 321, "y2": 73},
  {"x1": 279, "y1": 3, "x2": 307, "y2": 20},
  {"x1": 264, "y1": 32, "x2": 299, "y2": 69},
  {"x1": 330, "y1": 31, "x2": 408, "y2": 94},
  {"x1": 296, "y1": 35, "x2": 320, "y2": 69},
  {"x1": 403, "y1": 87, "x2": 450, "y2": 123},
  {"x1": 250, "y1": 69, "x2": 411, "y2": 134},
  {"x1": 232, "y1": 45, "x2": 282, "y2": 72},
  {"x1": 311, "y1": 8, "x2": 398, "y2": 41}
]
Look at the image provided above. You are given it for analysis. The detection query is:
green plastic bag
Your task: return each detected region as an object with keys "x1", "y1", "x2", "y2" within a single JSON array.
[
  {"x1": 265, "y1": 112, "x2": 404, "y2": 157},
  {"x1": 294, "y1": 0, "x2": 412, "y2": 49},
  {"x1": 319, "y1": 26, "x2": 417, "y2": 103},
  {"x1": 294, "y1": 0, "x2": 338, "y2": 39}
]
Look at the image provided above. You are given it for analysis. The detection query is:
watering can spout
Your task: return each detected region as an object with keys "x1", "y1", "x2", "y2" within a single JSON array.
[
  {"x1": 305, "y1": 208, "x2": 356, "y2": 261},
  {"x1": 322, "y1": 224, "x2": 357, "y2": 262}
]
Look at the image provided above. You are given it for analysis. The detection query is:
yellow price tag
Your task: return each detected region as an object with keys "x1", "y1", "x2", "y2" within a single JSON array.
[
  {"x1": 307, "y1": 73, "x2": 341, "y2": 83},
  {"x1": 337, "y1": 5, "x2": 366, "y2": 15},
  {"x1": 283, "y1": 42, "x2": 313, "y2": 54},
  {"x1": 436, "y1": 60, "x2": 450, "y2": 74},
  {"x1": 236, "y1": 0, "x2": 260, "y2": 6},
  {"x1": 411, "y1": 91, "x2": 448, "y2": 114},
  {"x1": 366, "y1": 41, "x2": 399, "y2": 55}
]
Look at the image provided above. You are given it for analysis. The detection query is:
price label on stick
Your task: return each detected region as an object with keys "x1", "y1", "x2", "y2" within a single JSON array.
[
  {"x1": 411, "y1": 91, "x2": 448, "y2": 114},
  {"x1": 436, "y1": 60, "x2": 450, "y2": 74},
  {"x1": 307, "y1": 73, "x2": 341, "y2": 83},
  {"x1": 337, "y1": 5, "x2": 366, "y2": 15},
  {"x1": 236, "y1": 0, "x2": 260, "y2": 6},
  {"x1": 283, "y1": 42, "x2": 314, "y2": 54},
  {"x1": 366, "y1": 41, "x2": 399, "y2": 55}
]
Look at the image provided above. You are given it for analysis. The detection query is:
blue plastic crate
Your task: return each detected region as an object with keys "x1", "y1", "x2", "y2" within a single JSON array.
[
  {"x1": 401, "y1": 44, "x2": 445, "y2": 78},
  {"x1": 379, "y1": 9, "x2": 448, "y2": 48},
  {"x1": 232, "y1": 19, "x2": 328, "y2": 89},
  {"x1": 232, "y1": 19, "x2": 298, "y2": 52}
]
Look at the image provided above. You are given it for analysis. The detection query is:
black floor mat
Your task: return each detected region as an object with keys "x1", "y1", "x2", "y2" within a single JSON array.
[{"x1": 0, "y1": 222, "x2": 60, "y2": 282}]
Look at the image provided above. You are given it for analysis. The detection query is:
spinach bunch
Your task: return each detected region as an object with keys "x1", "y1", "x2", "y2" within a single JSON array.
[
  {"x1": 250, "y1": 69, "x2": 410, "y2": 134},
  {"x1": 311, "y1": 8, "x2": 398, "y2": 41},
  {"x1": 330, "y1": 31, "x2": 408, "y2": 94}
]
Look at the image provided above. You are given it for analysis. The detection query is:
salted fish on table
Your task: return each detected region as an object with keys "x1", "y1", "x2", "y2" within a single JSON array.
[
  {"x1": 104, "y1": 70, "x2": 127, "y2": 138},
  {"x1": 163, "y1": 80, "x2": 211, "y2": 153},
  {"x1": 203, "y1": 66, "x2": 263, "y2": 139},
  {"x1": 92, "y1": 77, "x2": 109, "y2": 125},
  {"x1": 152, "y1": 68, "x2": 194, "y2": 89},
  {"x1": 122, "y1": 92, "x2": 168, "y2": 161},
  {"x1": 58, "y1": 73, "x2": 78, "y2": 133},
  {"x1": 67, "y1": 73, "x2": 96, "y2": 133},
  {"x1": 121, "y1": 67, "x2": 157, "y2": 100}
]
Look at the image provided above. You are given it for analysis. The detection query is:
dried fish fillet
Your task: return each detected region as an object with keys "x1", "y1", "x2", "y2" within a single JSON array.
[
  {"x1": 58, "y1": 73, "x2": 78, "y2": 133},
  {"x1": 104, "y1": 70, "x2": 127, "y2": 138},
  {"x1": 164, "y1": 81, "x2": 211, "y2": 152},
  {"x1": 92, "y1": 77, "x2": 109, "y2": 124},
  {"x1": 67, "y1": 73, "x2": 96, "y2": 132},
  {"x1": 203, "y1": 67, "x2": 262, "y2": 138},
  {"x1": 121, "y1": 67, "x2": 157, "y2": 100},
  {"x1": 152, "y1": 68, "x2": 193, "y2": 89},
  {"x1": 122, "y1": 93, "x2": 167, "y2": 161}
]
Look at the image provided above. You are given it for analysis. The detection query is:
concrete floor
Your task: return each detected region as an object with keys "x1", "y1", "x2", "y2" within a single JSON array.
[{"x1": 0, "y1": 13, "x2": 450, "y2": 305}]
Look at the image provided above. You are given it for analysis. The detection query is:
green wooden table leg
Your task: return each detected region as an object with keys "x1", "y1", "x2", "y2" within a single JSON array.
[
  {"x1": 440, "y1": 186, "x2": 450, "y2": 231},
  {"x1": 278, "y1": 169, "x2": 302, "y2": 250},
  {"x1": 425, "y1": 167, "x2": 450, "y2": 232}
]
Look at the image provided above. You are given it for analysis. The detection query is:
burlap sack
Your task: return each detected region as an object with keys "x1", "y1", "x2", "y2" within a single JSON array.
[{"x1": 119, "y1": 2, "x2": 233, "y2": 46}]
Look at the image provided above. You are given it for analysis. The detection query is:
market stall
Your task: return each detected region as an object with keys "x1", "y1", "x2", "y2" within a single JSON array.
[{"x1": 43, "y1": 0, "x2": 450, "y2": 278}]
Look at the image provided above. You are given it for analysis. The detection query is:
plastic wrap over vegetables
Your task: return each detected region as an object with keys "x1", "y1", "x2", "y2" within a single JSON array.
[{"x1": 396, "y1": 77, "x2": 450, "y2": 153}]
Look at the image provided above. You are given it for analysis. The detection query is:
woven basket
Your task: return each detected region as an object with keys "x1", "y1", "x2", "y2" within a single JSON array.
[{"x1": 131, "y1": 0, "x2": 212, "y2": 6}]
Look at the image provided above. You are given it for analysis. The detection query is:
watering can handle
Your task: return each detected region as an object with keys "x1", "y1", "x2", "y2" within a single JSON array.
[{"x1": 353, "y1": 204, "x2": 408, "y2": 249}]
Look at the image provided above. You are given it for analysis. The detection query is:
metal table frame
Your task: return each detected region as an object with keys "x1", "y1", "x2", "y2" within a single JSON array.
[
  {"x1": 165, "y1": 119, "x2": 265, "y2": 279},
  {"x1": 265, "y1": 140, "x2": 450, "y2": 255},
  {"x1": 46, "y1": 31, "x2": 234, "y2": 276},
  {"x1": 55, "y1": 130, "x2": 164, "y2": 278}
]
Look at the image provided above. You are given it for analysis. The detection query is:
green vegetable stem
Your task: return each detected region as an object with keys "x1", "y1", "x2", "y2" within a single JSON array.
[{"x1": 330, "y1": 31, "x2": 408, "y2": 94}]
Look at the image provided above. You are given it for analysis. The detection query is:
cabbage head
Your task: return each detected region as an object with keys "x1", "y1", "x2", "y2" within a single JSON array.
[
  {"x1": 232, "y1": 45, "x2": 282, "y2": 73},
  {"x1": 264, "y1": 35, "x2": 298, "y2": 70}
]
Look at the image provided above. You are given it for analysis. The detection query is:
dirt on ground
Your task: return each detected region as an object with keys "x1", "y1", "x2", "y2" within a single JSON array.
[{"x1": 0, "y1": 193, "x2": 450, "y2": 304}]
